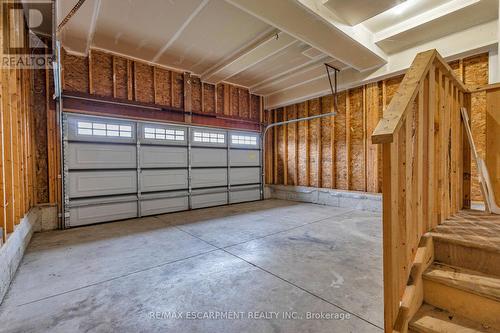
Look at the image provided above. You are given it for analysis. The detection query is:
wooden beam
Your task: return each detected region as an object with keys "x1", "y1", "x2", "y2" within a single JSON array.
[
  {"x1": 331, "y1": 96, "x2": 336, "y2": 189},
  {"x1": 224, "y1": 84, "x2": 230, "y2": 116},
  {"x1": 427, "y1": 66, "x2": 436, "y2": 229},
  {"x1": 170, "y1": 71, "x2": 175, "y2": 107},
  {"x1": 273, "y1": 111, "x2": 278, "y2": 184},
  {"x1": 305, "y1": 101, "x2": 310, "y2": 186},
  {"x1": 183, "y1": 72, "x2": 192, "y2": 123},
  {"x1": 283, "y1": 108, "x2": 288, "y2": 185},
  {"x1": 317, "y1": 99, "x2": 322, "y2": 188},
  {"x1": 346, "y1": 91, "x2": 351, "y2": 190},
  {"x1": 88, "y1": 50, "x2": 94, "y2": 94},
  {"x1": 363, "y1": 85, "x2": 367, "y2": 192},
  {"x1": 4, "y1": 68, "x2": 14, "y2": 234},
  {"x1": 462, "y1": 93, "x2": 471, "y2": 209},
  {"x1": 112, "y1": 56, "x2": 117, "y2": 98},
  {"x1": 294, "y1": 104, "x2": 299, "y2": 186},
  {"x1": 153, "y1": 67, "x2": 157, "y2": 104},
  {"x1": 127, "y1": 60, "x2": 133, "y2": 100},
  {"x1": 133, "y1": 62, "x2": 138, "y2": 103}
]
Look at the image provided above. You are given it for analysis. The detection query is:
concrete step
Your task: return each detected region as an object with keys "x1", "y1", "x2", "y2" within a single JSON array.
[
  {"x1": 409, "y1": 304, "x2": 499, "y2": 333},
  {"x1": 431, "y1": 232, "x2": 500, "y2": 277},
  {"x1": 422, "y1": 263, "x2": 500, "y2": 330}
]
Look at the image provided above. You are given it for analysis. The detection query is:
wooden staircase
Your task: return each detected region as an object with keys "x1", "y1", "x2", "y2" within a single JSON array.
[{"x1": 408, "y1": 210, "x2": 500, "y2": 333}]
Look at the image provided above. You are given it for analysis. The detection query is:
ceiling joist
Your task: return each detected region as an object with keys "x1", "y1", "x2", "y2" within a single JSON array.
[
  {"x1": 226, "y1": 0, "x2": 387, "y2": 71},
  {"x1": 201, "y1": 30, "x2": 296, "y2": 84},
  {"x1": 374, "y1": 0, "x2": 480, "y2": 43}
]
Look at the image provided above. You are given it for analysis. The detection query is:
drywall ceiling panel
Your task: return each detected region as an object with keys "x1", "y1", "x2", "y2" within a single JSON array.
[
  {"x1": 323, "y1": 0, "x2": 404, "y2": 25},
  {"x1": 92, "y1": 0, "x2": 202, "y2": 62},
  {"x1": 227, "y1": 41, "x2": 317, "y2": 87},
  {"x1": 376, "y1": 0, "x2": 497, "y2": 53},
  {"x1": 58, "y1": 0, "x2": 98, "y2": 54},
  {"x1": 363, "y1": 0, "x2": 452, "y2": 32},
  {"x1": 157, "y1": 0, "x2": 270, "y2": 74},
  {"x1": 252, "y1": 59, "x2": 345, "y2": 96}
]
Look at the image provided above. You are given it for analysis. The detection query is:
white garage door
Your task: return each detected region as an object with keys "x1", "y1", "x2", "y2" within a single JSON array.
[{"x1": 63, "y1": 114, "x2": 261, "y2": 227}]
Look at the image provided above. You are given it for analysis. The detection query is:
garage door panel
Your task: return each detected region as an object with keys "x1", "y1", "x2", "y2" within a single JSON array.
[
  {"x1": 191, "y1": 128, "x2": 227, "y2": 148},
  {"x1": 65, "y1": 113, "x2": 262, "y2": 227},
  {"x1": 69, "y1": 200, "x2": 138, "y2": 227},
  {"x1": 230, "y1": 167, "x2": 260, "y2": 185},
  {"x1": 191, "y1": 192, "x2": 227, "y2": 209},
  {"x1": 139, "y1": 123, "x2": 187, "y2": 146},
  {"x1": 230, "y1": 186, "x2": 261, "y2": 203},
  {"x1": 140, "y1": 146, "x2": 187, "y2": 168},
  {"x1": 140, "y1": 169, "x2": 188, "y2": 192},
  {"x1": 69, "y1": 171, "x2": 137, "y2": 198},
  {"x1": 229, "y1": 150, "x2": 260, "y2": 167},
  {"x1": 68, "y1": 143, "x2": 136, "y2": 169},
  {"x1": 140, "y1": 196, "x2": 189, "y2": 216},
  {"x1": 191, "y1": 168, "x2": 227, "y2": 188},
  {"x1": 229, "y1": 131, "x2": 260, "y2": 149},
  {"x1": 191, "y1": 148, "x2": 227, "y2": 167},
  {"x1": 67, "y1": 115, "x2": 136, "y2": 144}
]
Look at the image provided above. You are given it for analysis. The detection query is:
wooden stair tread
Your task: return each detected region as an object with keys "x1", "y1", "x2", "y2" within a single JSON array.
[
  {"x1": 430, "y1": 232, "x2": 500, "y2": 254},
  {"x1": 424, "y1": 263, "x2": 500, "y2": 302},
  {"x1": 410, "y1": 304, "x2": 499, "y2": 333},
  {"x1": 430, "y1": 211, "x2": 500, "y2": 254}
]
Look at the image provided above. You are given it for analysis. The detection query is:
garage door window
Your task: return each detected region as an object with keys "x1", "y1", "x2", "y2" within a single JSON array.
[
  {"x1": 193, "y1": 131, "x2": 225, "y2": 144},
  {"x1": 231, "y1": 134, "x2": 257, "y2": 146},
  {"x1": 77, "y1": 121, "x2": 132, "y2": 138},
  {"x1": 144, "y1": 127, "x2": 184, "y2": 141}
]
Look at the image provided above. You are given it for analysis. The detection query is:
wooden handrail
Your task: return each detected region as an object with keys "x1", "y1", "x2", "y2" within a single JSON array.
[
  {"x1": 371, "y1": 49, "x2": 471, "y2": 333},
  {"x1": 372, "y1": 50, "x2": 467, "y2": 144}
]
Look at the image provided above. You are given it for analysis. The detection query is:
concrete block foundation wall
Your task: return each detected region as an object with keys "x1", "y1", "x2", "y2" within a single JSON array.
[
  {"x1": 0, "y1": 205, "x2": 57, "y2": 305},
  {"x1": 266, "y1": 185, "x2": 382, "y2": 213}
]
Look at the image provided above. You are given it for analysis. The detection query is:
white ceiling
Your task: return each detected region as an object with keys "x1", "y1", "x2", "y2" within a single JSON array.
[
  {"x1": 57, "y1": 0, "x2": 498, "y2": 108},
  {"x1": 322, "y1": 0, "x2": 405, "y2": 25},
  {"x1": 363, "y1": 0, "x2": 454, "y2": 32}
]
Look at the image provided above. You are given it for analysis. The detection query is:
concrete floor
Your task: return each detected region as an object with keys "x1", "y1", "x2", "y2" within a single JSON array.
[{"x1": 0, "y1": 199, "x2": 383, "y2": 333}]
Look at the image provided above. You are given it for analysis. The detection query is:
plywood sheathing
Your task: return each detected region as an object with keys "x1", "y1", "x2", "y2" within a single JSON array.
[
  {"x1": 320, "y1": 96, "x2": 334, "y2": 189},
  {"x1": 203, "y1": 83, "x2": 216, "y2": 114},
  {"x1": 349, "y1": 87, "x2": 364, "y2": 191},
  {"x1": 62, "y1": 48, "x2": 262, "y2": 124},
  {"x1": 191, "y1": 77, "x2": 202, "y2": 113},
  {"x1": 63, "y1": 53, "x2": 89, "y2": 93},
  {"x1": 134, "y1": 62, "x2": 154, "y2": 104},
  {"x1": 154, "y1": 68, "x2": 172, "y2": 106},
  {"x1": 309, "y1": 98, "x2": 320, "y2": 188},
  {"x1": 90, "y1": 50, "x2": 113, "y2": 98},
  {"x1": 250, "y1": 95, "x2": 260, "y2": 122},
  {"x1": 297, "y1": 102, "x2": 309, "y2": 186},
  {"x1": 464, "y1": 54, "x2": 488, "y2": 201},
  {"x1": 276, "y1": 109, "x2": 285, "y2": 185},
  {"x1": 335, "y1": 92, "x2": 348, "y2": 190},
  {"x1": 267, "y1": 53, "x2": 488, "y2": 196},
  {"x1": 114, "y1": 57, "x2": 128, "y2": 100},
  {"x1": 286, "y1": 105, "x2": 298, "y2": 186}
]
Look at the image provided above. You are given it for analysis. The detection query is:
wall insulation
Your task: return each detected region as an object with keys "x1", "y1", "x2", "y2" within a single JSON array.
[{"x1": 266, "y1": 53, "x2": 489, "y2": 200}]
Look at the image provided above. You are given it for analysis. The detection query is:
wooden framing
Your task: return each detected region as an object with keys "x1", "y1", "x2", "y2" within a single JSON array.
[
  {"x1": 265, "y1": 52, "x2": 488, "y2": 196},
  {"x1": 372, "y1": 50, "x2": 469, "y2": 333},
  {"x1": 0, "y1": 8, "x2": 35, "y2": 244}
]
